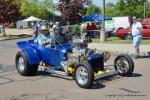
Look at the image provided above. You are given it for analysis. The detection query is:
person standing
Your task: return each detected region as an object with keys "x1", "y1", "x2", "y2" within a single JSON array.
[
  {"x1": 86, "y1": 23, "x2": 92, "y2": 38},
  {"x1": 66, "y1": 22, "x2": 72, "y2": 34},
  {"x1": 52, "y1": 22, "x2": 63, "y2": 43},
  {"x1": 33, "y1": 21, "x2": 41, "y2": 39},
  {"x1": 91, "y1": 23, "x2": 97, "y2": 38},
  {"x1": 131, "y1": 16, "x2": 143, "y2": 58}
]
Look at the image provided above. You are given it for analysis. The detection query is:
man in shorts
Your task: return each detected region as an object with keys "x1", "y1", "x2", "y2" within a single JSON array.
[{"x1": 131, "y1": 16, "x2": 143, "y2": 58}]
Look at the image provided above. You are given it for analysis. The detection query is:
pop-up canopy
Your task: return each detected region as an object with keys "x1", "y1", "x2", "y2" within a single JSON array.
[
  {"x1": 80, "y1": 13, "x2": 112, "y2": 22},
  {"x1": 23, "y1": 16, "x2": 41, "y2": 22}
]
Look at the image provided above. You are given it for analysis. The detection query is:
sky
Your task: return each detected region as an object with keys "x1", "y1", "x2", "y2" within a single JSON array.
[
  {"x1": 93, "y1": 0, "x2": 117, "y2": 6},
  {"x1": 53, "y1": 0, "x2": 117, "y2": 6}
]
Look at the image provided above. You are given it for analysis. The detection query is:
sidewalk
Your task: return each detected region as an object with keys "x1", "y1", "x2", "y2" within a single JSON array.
[
  {"x1": 89, "y1": 43, "x2": 150, "y2": 55},
  {"x1": 5, "y1": 28, "x2": 33, "y2": 35},
  {"x1": 0, "y1": 28, "x2": 33, "y2": 41},
  {"x1": 0, "y1": 28, "x2": 150, "y2": 55}
]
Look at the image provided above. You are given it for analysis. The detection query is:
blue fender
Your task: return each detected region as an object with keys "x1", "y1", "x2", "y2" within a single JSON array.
[{"x1": 17, "y1": 40, "x2": 41, "y2": 65}]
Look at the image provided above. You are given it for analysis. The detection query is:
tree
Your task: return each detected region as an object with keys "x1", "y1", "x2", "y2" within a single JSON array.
[
  {"x1": 146, "y1": 2, "x2": 150, "y2": 18},
  {"x1": 86, "y1": 3, "x2": 101, "y2": 15},
  {"x1": 57, "y1": 0, "x2": 92, "y2": 22},
  {"x1": 19, "y1": 0, "x2": 54, "y2": 19},
  {"x1": 106, "y1": 2, "x2": 115, "y2": 8},
  {"x1": 115, "y1": 0, "x2": 147, "y2": 18},
  {"x1": 105, "y1": 0, "x2": 150, "y2": 18},
  {"x1": 105, "y1": 2, "x2": 118, "y2": 17},
  {"x1": 0, "y1": 0, "x2": 20, "y2": 34}
]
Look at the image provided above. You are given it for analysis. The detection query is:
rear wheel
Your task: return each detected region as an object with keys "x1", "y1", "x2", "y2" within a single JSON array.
[
  {"x1": 125, "y1": 34, "x2": 132, "y2": 40},
  {"x1": 74, "y1": 62, "x2": 94, "y2": 88},
  {"x1": 114, "y1": 54, "x2": 134, "y2": 76},
  {"x1": 15, "y1": 51, "x2": 38, "y2": 76}
]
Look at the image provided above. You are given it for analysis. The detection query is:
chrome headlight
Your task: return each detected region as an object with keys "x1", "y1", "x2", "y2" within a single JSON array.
[{"x1": 103, "y1": 51, "x2": 110, "y2": 61}]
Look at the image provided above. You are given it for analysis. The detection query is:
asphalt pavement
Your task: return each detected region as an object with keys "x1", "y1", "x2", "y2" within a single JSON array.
[{"x1": 0, "y1": 38, "x2": 150, "y2": 100}]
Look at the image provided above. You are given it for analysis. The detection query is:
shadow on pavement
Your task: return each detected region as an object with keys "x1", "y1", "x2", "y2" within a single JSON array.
[
  {"x1": 34, "y1": 71, "x2": 142, "y2": 89},
  {"x1": 35, "y1": 71, "x2": 73, "y2": 80},
  {"x1": 119, "y1": 88, "x2": 141, "y2": 93},
  {"x1": 35, "y1": 71, "x2": 50, "y2": 76},
  {"x1": 131, "y1": 53, "x2": 150, "y2": 59},
  {"x1": 139, "y1": 55, "x2": 150, "y2": 59},
  {"x1": 130, "y1": 73, "x2": 143, "y2": 77},
  {"x1": 90, "y1": 82, "x2": 106, "y2": 89}
]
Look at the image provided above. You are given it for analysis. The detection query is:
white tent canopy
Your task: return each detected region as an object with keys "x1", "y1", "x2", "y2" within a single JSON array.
[{"x1": 23, "y1": 16, "x2": 41, "y2": 22}]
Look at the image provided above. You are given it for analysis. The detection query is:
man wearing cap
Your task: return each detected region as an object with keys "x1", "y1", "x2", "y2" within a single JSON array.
[
  {"x1": 131, "y1": 16, "x2": 143, "y2": 58},
  {"x1": 34, "y1": 26, "x2": 54, "y2": 47}
]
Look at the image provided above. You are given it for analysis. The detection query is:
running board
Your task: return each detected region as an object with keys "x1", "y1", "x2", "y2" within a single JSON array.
[
  {"x1": 94, "y1": 68, "x2": 117, "y2": 80},
  {"x1": 44, "y1": 68, "x2": 67, "y2": 76}
]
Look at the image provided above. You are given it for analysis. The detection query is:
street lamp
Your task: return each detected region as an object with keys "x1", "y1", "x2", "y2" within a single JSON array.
[{"x1": 100, "y1": 0, "x2": 106, "y2": 42}]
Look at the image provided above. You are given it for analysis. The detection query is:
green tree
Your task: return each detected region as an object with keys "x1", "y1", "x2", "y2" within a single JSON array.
[
  {"x1": 115, "y1": 0, "x2": 147, "y2": 18},
  {"x1": 19, "y1": 0, "x2": 54, "y2": 19},
  {"x1": 105, "y1": 0, "x2": 149, "y2": 18},
  {"x1": 57, "y1": 0, "x2": 92, "y2": 22},
  {"x1": 0, "y1": 0, "x2": 20, "y2": 34},
  {"x1": 105, "y1": 2, "x2": 119, "y2": 17},
  {"x1": 86, "y1": 3, "x2": 101, "y2": 15},
  {"x1": 106, "y1": 2, "x2": 115, "y2": 7},
  {"x1": 146, "y1": 2, "x2": 150, "y2": 17}
]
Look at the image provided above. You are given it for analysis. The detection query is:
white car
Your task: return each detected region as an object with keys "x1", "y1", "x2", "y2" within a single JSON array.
[{"x1": 16, "y1": 20, "x2": 29, "y2": 29}]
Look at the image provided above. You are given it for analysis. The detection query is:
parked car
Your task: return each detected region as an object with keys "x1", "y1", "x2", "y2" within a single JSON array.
[
  {"x1": 116, "y1": 28, "x2": 150, "y2": 40},
  {"x1": 105, "y1": 16, "x2": 132, "y2": 34},
  {"x1": 142, "y1": 18, "x2": 150, "y2": 29},
  {"x1": 15, "y1": 37, "x2": 134, "y2": 88}
]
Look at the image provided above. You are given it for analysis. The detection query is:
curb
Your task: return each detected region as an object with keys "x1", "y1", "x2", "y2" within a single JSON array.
[
  {"x1": 97, "y1": 49, "x2": 150, "y2": 56},
  {"x1": 89, "y1": 43, "x2": 150, "y2": 56},
  {"x1": 0, "y1": 35, "x2": 32, "y2": 41}
]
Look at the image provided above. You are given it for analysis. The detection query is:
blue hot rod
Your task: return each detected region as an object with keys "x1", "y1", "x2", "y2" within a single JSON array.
[{"x1": 15, "y1": 39, "x2": 134, "y2": 88}]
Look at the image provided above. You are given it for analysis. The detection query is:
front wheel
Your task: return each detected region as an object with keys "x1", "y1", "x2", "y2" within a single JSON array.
[
  {"x1": 15, "y1": 51, "x2": 38, "y2": 76},
  {"x1": 114, "y1": 54, "x2": 134, "y2": 76},
  {"x1": 74, "y1": 62, "x2": 94, "y2": 88}
]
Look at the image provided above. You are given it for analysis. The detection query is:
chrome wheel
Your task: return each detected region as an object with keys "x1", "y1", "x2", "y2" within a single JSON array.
[
  {"x1": 17, "y1": 57, "x2": 25, "y2": 72},
  {"x1": 116, "y1": 58, "x2": 129, "y2": 74},
  {"x1": 76, "y1": 66, "x2": 88, "y2": 85}
]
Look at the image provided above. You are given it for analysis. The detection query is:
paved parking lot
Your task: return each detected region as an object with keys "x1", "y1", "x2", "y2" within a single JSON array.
[{"x1": 0, "y1": 38, "x2": 150, "y2": 100}]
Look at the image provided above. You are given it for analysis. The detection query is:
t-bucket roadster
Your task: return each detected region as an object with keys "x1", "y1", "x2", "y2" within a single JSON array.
[{"x1": 15, "y1": 38, "x2": 134, "y2": 88}]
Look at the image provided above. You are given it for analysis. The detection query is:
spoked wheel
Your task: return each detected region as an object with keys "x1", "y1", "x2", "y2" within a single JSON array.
[
  {"x1": 114, "y1": 54, "x2": 134, "y2": 76},
  {"x1": 16, "y1": 51, "x2": 38, "y2": 76},
  {"x1": 75, "y1": 62, "x2": 94, "y2": 88}
]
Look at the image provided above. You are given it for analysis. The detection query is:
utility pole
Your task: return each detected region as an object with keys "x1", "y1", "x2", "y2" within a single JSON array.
[
  {"x1": 53, "y1": 5, "x2": 55, "y2": 23},
  {"x1": 100, "y1": 0, "x2": 106, "y2": 42},
  {"x1": 144, "y1": 1, "x2": 146, "y2": 18}
]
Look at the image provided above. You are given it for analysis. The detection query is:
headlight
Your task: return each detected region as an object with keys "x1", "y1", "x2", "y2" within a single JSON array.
[{"x1": 103, "y1": 51, "x2": 110, "y2": 61}]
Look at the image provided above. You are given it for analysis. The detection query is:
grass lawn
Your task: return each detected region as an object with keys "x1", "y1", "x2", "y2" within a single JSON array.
[
  {"x1": 0, "y1": 34, "x2": 31, "y2": 39},
  {"x1": 0, "y1": 35, "x2": 18, "y2": 38},
  {"x1": 93, "y1": 37, "x2": 150, "y2": 44}
]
